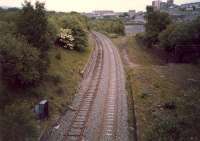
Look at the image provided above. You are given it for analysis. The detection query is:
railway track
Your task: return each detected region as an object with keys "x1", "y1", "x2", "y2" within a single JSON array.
[
  {"x1": 95, "y1": 33, "x2": 127, "y2": 141},
  {"x1": 41, "y1": 32, "x2": 128, "y2": 141},
  {"x1": 66, "y1": 33, "x2": 104, "y2": 141}
]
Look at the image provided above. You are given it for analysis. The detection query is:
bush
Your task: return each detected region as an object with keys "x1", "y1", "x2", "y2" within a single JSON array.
[
  {"x1": 56, "y1": 28, "x2": 74, "y2": 50},
  {"x1": 61, "y1": 16, "x2": 88, "y2": 52},
  {"x1": 0, "y1": 34, "x2": 46, "y2": 88},
  {"x1": 0, "y1": 103, "x2": 38, "y2": 141}
]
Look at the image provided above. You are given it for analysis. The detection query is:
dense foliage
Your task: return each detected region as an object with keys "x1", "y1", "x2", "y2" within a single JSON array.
[
  {"x1": 0, "y1": 34, "x2": 46, "y2": 88},
  {"x1": 56, "y1": 28, "x2": 74, "y2": 50},
  {"x1": 49, "y1": 12, "x2": 89, "y2": 51},
  {"x1": 90, "y1": 18, "x2": 125, "y2": 35},
  {"x1": 17, "y1": 1, "x2": 49, "y2": 52},
  {"x1": 61, "y1": 15, "x2": 88, "y2": 51},
  {"x1": 136, "y1": 6, "x2": 200, "y2": 62},
  {"x1": 159, "y1": 17, "x2": 200, "y2": 51},
  {"x1": 136, "y1": 6, "x2": 171, "y2": 47},
  {"x1": 0, "y1": 1, "x2": 90, "y2": 140},
  {"x1": 0, "y1": 103, "x2": 38, "y2": 141}
]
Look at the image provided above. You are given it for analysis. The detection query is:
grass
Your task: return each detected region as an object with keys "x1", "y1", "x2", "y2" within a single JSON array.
[
  {"x1": 113, "y1": 35, "x2": 200, "y2": 141},
  {"x1": 38, "y1": 35, "x2": 94, "y2": 136},
  {"x1": 0, "y1": 35, "x2": 93, "y2": 140}
]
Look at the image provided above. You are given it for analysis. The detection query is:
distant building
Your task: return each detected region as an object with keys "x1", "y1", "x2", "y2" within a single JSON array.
[
  {"x1": 93, "y1": 10, "x2": 115, "y2": 17},
  {"x1": 181, "y1": 2, "x2": 200, "y2": 11},
  {"x1": 128, "y1": 10, "x2": 136, "y2": 18},
  {"x1": 167, "y1": 0, "x2": 174, "y2": 5},
  {"x1": 82, "y1": 12, "x2": 96, "y2": 18},
  {"x1": 152, "y1": 0, "x2": 161, "y2": 10}
]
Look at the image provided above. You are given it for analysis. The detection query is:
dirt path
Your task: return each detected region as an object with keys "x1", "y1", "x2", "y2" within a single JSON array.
[
  {"x1": 122, "y1": 49, "x2": 140, "y2": 68},
  {"x1": 41, "y1": 32, "x2": 129, "y2": 141}
]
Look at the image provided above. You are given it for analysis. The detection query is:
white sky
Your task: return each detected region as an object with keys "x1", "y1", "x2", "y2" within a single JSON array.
[{"x1": 0, "y1": 0, "x2": 199, "y2": 12}]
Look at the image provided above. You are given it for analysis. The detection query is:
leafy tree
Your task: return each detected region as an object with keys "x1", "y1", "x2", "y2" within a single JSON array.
[
  {"x1": 159, "y1": 17, "x2": 200, "y2": 51},
  {"x1": 145, "y1": 6, "x2": 171, "y2": 47},
  {"x1": 0, "y1": 34, "x2": 46, "y2": 88},
  {"x1": 17, "y1": 1, "x2": 49, "y2": 51},
  {"x1": 159, "y1": 24, "x2": 176, "y2": 51},
  {"x1": 71, "y1": 23, "x2": 88, "y2": 52}
]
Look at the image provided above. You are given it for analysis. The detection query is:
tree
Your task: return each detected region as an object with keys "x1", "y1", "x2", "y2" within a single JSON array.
[
  {"x1": 159, "y1": 24, "x2": 176, "y2": 51},
  {"x1": 0, "y1": 34, "x2": 46, "y2": 88},
  {"x1": 17, "y1": 1, "x2": 49, "y2": 51},
  {"x1": 145, "y1": 6, "x2": 171, "y2": 47},
  {"x1": 159, "y1": 17, "x2": 200, "y2": 62}
]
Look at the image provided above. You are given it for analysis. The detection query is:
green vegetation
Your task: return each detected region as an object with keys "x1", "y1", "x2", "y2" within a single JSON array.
[
  {"x1": 136, "y1": 6, "x2": 200, "y2": 62},
  {"x1": 50, "y1": 12, "x2": 89, "y2": 51},
  {"x1": 159, "y1": 17, "x2": 200, "y2": 51},
  {"x1": 0, "y1": 103, "x2": 38, "y2": 141},
  {"x1": 114, "y1": 36, "x2": 200, "y2": 141},
  {"x1": 90, "y1": 18, "x2": 125, "y2": 36},
  {"x1": 17, "y1": 1, "x2": 50, "y2": 51},
  {"x1": 136, "y1": 6, "x2": 171, "y2": 47},
  {"x1": 0, "y1": 34, "x2": 44, "y2": 88},
  {"x1": 0, "y1": 1, "x2": 92, "y2": 140}
]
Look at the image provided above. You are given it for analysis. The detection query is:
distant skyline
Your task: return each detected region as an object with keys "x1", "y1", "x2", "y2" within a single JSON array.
[{"x1": 0, "y1": 0, "x2": 200, "y2": 12}]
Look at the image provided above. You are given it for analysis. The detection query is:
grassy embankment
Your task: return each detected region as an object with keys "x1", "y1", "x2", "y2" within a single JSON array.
[
  {"x1": 38, "y1": 35, "x2": 94, "y2": 135},
  {"x1": 113, "y1": 36, "x2": 200, "y2": 141},
  {"x1": 0, "y1": 35, "x2": 93, "y2": 138}
]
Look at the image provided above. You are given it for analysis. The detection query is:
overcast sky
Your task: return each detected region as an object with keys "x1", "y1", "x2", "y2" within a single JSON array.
[{"x1": 0, "y1": 0, "x2": 199, "y2": 12}]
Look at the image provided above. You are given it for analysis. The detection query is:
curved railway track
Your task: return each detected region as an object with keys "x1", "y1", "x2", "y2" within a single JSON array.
[
  {"x1": 66, "y1": 33, "x2": 104, "y2": 141},
  {"x1": 41, "y1": 32, "x2": 128, "y2": 141}
]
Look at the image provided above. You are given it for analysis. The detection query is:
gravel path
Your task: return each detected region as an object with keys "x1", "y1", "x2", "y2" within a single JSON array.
[{"x1": 41, "y1": 32, "x2": 129, "y2": 141}]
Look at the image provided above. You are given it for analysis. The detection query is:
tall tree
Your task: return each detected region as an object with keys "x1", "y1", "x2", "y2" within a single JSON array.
[
  {"x1": 17, "y1": 1, "x2": 48, "y2": 51},
  {"x1": 145, "y1": 6, "x2": 171, "y2": 47}
]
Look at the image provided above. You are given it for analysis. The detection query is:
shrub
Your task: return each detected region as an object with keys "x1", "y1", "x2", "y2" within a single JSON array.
[
  {"x1": 0, "y1": 103, "x2": 38, "y2": 141},
  {"x1": 61, "y1": 17, "x2": 88, "y2": 52},
  {"x1": 0, "y1": 34, "x2": 45, "y2": 88},
  {"x1": 56, "y1": 28, "x2": 74, "y2": 50}
]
